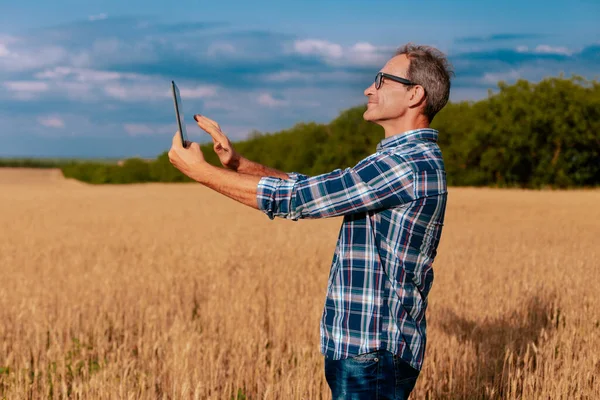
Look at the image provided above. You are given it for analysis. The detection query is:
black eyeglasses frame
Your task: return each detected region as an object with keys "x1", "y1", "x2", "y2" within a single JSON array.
[{"x1": 375, "y1": 72, "x2": 418, "y2": 90}]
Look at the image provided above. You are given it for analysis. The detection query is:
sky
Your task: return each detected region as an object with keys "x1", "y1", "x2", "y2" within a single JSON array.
[{"x1": 0, "y1": 0, "x2": 598, "y2": 158}]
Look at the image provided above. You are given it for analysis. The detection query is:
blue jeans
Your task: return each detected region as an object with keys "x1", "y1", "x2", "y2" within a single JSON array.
[{"x1": 324, "y1": 350, "x2": 420, "y2": 400}]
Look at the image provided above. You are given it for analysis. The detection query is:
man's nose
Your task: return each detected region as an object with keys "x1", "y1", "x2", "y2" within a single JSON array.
[{"x1": 364, "y1": 82, "x2": 375, "y2": 96}]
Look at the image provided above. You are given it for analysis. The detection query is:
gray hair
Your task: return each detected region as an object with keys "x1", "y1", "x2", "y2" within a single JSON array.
[{"x1": 396, "y1": 43, "x2": 454, "y2": 122}]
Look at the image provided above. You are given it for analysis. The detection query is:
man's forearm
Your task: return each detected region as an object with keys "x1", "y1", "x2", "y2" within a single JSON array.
[
  {"x1": 235, "y1": 156, "x2": 290, "y2": 180},
  {"x1": 192, "y1": 163, "x2": 262, "y2": 210}
]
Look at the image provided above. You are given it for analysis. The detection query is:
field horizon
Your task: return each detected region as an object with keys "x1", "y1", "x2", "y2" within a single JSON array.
[{"x1": 1, "y1": 168, "x2": 598, "y2": 399}]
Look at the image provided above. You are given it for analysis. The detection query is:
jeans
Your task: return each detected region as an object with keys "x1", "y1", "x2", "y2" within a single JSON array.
[{"x1": 324, "y1": 349, "x2": 420, "y2": 400}]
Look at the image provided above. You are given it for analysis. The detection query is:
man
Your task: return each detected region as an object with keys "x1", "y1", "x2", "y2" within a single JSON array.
[{"x1": 169, "y1": 43, "x2": 453, "y2": 399}]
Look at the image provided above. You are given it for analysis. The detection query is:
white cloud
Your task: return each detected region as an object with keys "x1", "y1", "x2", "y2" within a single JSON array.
[
  {"x1": 9, "y1": 81, "x2": 50, "y2": 92},
  {"x1": 0, "y1": 34, "x2": 19, "y2": 44},
  {"x1": 352, "y1": 42, "x2": 377, "y2": 53},
  {"x1": 263, "y1": 70, "x2": 313, "y2": 82},
  {"x1": 515, "y1": 44, "x2": 573, "y2": 56},
  {"x1": 179, "y1": 85, "x2": 218, "y2": 98},
  {"x1": 69, "y1": 51, "x2": 92, "y2": 68},
  {"x1": 534, "y1": 45, "x2": 572, "y2": 56},
  {"x1": 262, "y1": 70, "x2": 362, "y2": 86},
  {"x1": 0, "y1": 34, "x2": 18, "y2": 58},
  {"x1": 104, "y1": 85, "x2": 129, "y2": 99},
  {"x1": 481, "y1": 70, "x2": 522, "y2": 85},
  {"x1": 32, "y1": 67, "x2": 151, "y2": 101},
  {"x1": 207, "y1": 42, "x2": 236, "y2": 57},
  {"x1": 346, "y1": 41, "x2": 389, "y2": 67},
  {"x1": 38, "y1": 116, "x2": 65, "y2": 128},
  {"x1": 124, "y1": 123, "x2": 176, "y2": 136},
  {"x1": 0, "y1": 46, "x2": 67, "y2": 71},
  {"x1": 257, "y1": 93, "x2": 288, "y2": 107},
  {"x1": 203, "y1": 99, "x2": 241, "y2": 112},
  {"x1": 104, "y1": 82, "x2": 216, "y2": 101},
  {"x1": 124, "y1": 124, "x2": 154, "y2": 135},
  {"x1": 89, "y1": 13, "x2": 108, "y2": 21},
  {"x1": 86, "y1": 68, "x2": 123, "y2": 82},
  {"x1": 104, "y1": 83, "x2": 164, "y2": 101},
  {"x1": 479, "y1": 65, "x2": 556, "y2": 86},
  {"x1": 92, "y1": 38, "x2": 120, "y2": 54},
  {"x1": 293, "y1": 39, "x2": 343, "y2": 59},
  {"x1": 4, "y1": 80, "x2": 50, "y2": 100},
  {"x1": 34, "y1": 67, "x2": 72, "y2": 80},
  {"x1": 31, "y1": 65, "x2": 216, "y2": 102},
  {"x1": 293, "y1": 39, "x2": 389, "y2": 68},
  {"x1": 35, "y1": 66, "x2": 142, "y2": 82},
  {"x1": 55, "y1": 81, "x2": 94, "y2": 100}
]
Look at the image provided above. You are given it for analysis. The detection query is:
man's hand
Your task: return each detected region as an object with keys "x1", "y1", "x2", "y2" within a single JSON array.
[
  {"x1": 168, "y1": 131, "x2": 207, "y2": 182},
  {"x1": 169, "y1": 128, "x2": 262, "y2": 210},
  {"x1": 192, "y1": 113, "x2": 290, "y2": 180},
  {"x1": 194, "y1": 114, "x2": 241, "y2": 170}
]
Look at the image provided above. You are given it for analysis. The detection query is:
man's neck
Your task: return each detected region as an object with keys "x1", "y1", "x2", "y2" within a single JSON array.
[{"x1": 382, "y1": 117, "x2": 430, "y2": 138}]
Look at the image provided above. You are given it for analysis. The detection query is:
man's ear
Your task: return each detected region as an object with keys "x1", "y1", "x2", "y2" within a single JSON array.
[{"x1": 408, "y1": 86, "x2": 426, "y2": 108}]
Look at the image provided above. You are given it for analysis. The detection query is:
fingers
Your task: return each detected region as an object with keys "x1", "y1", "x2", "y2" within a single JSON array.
[
  {"x1": 194, "y1": 114, "x2": 218, "y2": 132},
  {"x1": 202, "y1": 115, "x2": 220, "y2": 128},
  {"x1": 175, "y1": 136, "x2": 200, "y2": 151},
  {"x1": 172, "y1": 131, "x2": 183, "y2": 147},
  {"x1": 194, "y1": 114, "x2": 227, "y2": 141},
  {"x1": 194, "y1": 113, "x2": 219, "y2": 127}
]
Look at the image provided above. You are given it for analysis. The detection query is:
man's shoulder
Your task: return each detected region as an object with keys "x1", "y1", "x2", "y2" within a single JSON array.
[
  {"x1": 377, "y1": 142, "x2": 447, "y2": 198},
  {"x1": 380, "y1": 141, "x2": 445, "y2": 173}
]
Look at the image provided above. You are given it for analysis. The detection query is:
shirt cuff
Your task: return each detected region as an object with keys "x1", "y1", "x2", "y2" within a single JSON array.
[
  {"x1": 256, "y1": 176, "x2": 296, "y2": 220},
  {"x1": 287, "y1": 171, "x2": 310, "y2": 181}
]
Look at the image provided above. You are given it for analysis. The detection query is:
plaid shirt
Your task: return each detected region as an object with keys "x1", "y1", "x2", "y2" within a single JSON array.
[{"x1": 256, "y1": 128, "x2": 447, "y2": 371}]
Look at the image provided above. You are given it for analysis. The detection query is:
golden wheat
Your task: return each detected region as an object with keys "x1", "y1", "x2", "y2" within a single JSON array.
[{"x1": 0, "y1": 168, "x2": 598, "y2": 399}]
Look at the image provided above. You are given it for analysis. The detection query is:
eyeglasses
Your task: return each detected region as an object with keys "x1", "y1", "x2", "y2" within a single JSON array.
[{"x1": 374, "y1": 72, "x2": 418, "y2": 90}]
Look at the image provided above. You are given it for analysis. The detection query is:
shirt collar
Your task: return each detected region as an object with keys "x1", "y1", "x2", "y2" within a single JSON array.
[{"x1": 376, "y1": 128, "x2": 439, "y2": 152}]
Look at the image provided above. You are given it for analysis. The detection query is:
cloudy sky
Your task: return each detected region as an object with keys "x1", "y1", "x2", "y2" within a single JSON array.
[{"x1": 1, "y1": 0, "x2": 598, "y2": 158}]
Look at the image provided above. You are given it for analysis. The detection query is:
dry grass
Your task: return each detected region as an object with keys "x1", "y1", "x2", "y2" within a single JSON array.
[{"x1": 0, "y1": 168, "x2": 598, "y2": 399}]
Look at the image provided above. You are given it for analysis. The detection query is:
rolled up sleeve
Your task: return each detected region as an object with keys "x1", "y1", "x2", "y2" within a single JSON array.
[
  {"x1": 256, "y1": 176, "x2": 298, "y2": 220},
  {"x1": 256, "y1": 154, "x2": 414, "y2": 221}
]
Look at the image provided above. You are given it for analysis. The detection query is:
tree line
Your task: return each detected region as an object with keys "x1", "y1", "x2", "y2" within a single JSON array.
[{"x1": 57, "y1": 75, "x2": 599, "y2": 188}]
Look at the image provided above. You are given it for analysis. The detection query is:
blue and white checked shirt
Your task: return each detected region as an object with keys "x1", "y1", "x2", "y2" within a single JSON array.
[{"x1": 256, "y1": 128, "x2": 447, "y2": 371}]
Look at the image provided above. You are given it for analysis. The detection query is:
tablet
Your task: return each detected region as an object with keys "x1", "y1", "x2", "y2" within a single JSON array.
[{"x1": 171, "y1": 81, "x2": 189, "y2": 147}]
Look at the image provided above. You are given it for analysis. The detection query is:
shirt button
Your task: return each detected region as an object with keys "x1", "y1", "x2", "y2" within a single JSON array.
[{"x1": 374, "y1": 358, "x2": 379, "y2": 362}]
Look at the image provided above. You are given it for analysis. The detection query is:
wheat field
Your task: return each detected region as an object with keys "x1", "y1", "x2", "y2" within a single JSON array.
[{"x1": 0, "y1": 168, "x2": 598, "y2": 399}]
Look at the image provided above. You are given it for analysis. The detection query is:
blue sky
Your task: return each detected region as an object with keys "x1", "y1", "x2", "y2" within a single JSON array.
[{"x1": 0, "y1": 0, "x2": 598, "y2": 158}]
